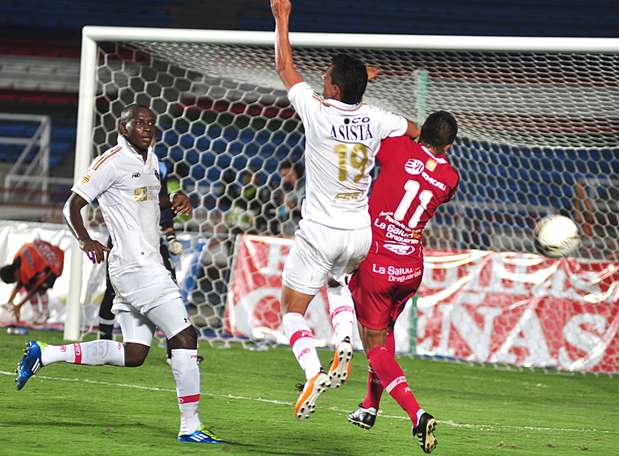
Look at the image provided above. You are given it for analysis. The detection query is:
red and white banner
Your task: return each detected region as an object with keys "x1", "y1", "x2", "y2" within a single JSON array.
[{"x1": 226, "y1": 235, "x2": 619, "y2": 373}]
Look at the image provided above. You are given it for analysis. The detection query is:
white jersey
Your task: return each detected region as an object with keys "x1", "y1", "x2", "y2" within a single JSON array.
[
  {"x1": 288, "y1": 82, "x2": 407, "y2": 229},
  {"x1": 72, "y1": 135, "x2": 163, "y2": 277}
]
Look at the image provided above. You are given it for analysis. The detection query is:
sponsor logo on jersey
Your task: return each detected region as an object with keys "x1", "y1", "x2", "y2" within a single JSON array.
[
  {"x1": 371, "y1": 264, "x2": 423, "y2": 282},
  {"x1": 383, "y1": 243, "x2": 415, "y2": 255},
  {"x1": 134, "y1": 187, "x2": 148, "y2": 202},
  {"x1": 426, "y1": 159, "x2": 437, "y2": 171},
  {"x1": 81, "y1": 174, "x2": 91, "y2": 184},
  {"x1": 132, "y1": 172, "x2": 141, "y2": 179},
  {"x1": 404, "y1": 159, "x2": 424, "y2": 175},
  {"x1": 334, "y1": 191, "x2": 363, "y2": 202},
  {"x1": 421, "y1": 171, "x2": 447, "y2": 191},
  {"x1": 330, "y1": 116, "x2": 373, "y2": 142}
]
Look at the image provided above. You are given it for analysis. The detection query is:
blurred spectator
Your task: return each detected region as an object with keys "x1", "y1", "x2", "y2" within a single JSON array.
[
  {"x1": 273, "y1": 160, "x2": 305, "y2": 236},
  {"x1": 0, "y1": 240, "x2": 64, "y2": 323}
]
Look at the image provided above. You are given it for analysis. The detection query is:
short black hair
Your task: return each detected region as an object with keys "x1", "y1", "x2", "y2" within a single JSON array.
[
  {"x1": 419, "y1": 111, "x2": 458, "y2": 148},
  {"x1": 330, "y1": 54, "x2": 368, "y2": 105},
  {"x1": 0, "y1": 262, "x2": 17, "y2": 284},
  {"x1": 119, "y1": 104, "x2": 151, "y2": 124},
  {"x1": 279, "y1": 160, "x2": 304, "y2": 179}
]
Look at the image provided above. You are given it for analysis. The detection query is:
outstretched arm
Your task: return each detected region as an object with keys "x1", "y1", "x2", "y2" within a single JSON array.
[
  {"x1": 63, "y1": 193, "x2": 110, "y2": 264},
  {"x1": 271, "y1": 0, "x2": 303, "y2": 90},
  {"x1": 10, "y1": 271, "x2": 54, "y2": 321},
  {"x1": 405, "y1": 120, "x2": 421, "y2": 139}
]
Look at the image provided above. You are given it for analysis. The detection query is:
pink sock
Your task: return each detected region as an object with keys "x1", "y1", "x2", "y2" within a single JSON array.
[
  {"x1": 282, "y1": 312, "x2": 322, "y2": 380},
  {"x1": 368, "y1": 344, "x2": 421, "y2": 426},
  {"x1": 361, "y1": 329, "x2": 395, "y2": 409}
]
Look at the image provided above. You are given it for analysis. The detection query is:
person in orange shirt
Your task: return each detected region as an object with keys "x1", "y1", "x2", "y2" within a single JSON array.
[{"x1": 0, "y1": 239, "x2": 64, "y2": 322}]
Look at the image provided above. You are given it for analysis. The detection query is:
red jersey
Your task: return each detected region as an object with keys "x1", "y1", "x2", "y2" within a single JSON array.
[
  {"x1": 14, "y1": 240, "x2": 64, "y2": 286},
  {"x1": 369, "y1": 136, "x2": 459, "y2": 258}
]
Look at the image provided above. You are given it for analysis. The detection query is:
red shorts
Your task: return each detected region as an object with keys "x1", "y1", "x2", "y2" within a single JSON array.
[{"x1": 349, "y1": 251, "x2": 423, "y2": 330}]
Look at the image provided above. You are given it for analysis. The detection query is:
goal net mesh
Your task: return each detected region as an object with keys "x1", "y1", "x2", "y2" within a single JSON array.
[{"x1": 89, "y1": 39, "x2": 619, "y2": 342}]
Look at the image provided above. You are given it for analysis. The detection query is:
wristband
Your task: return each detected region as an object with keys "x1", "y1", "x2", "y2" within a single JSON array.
[{"x1": 169, "y1": 191, "x2": 180, "y2": 204}]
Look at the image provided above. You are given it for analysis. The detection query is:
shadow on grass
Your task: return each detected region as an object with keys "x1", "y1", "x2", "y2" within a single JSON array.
[{"x1": 220, "y1": 439, "x2": 358, "y2": 456}]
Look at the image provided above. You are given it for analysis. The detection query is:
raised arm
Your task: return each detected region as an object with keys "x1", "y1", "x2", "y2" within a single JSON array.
[
  {"x1": 405, "y1": 120, "x2": 421, "y2": 139},
  {"x1": 271, "y1": 0, "x2": 303, "y2": 90},
  {"x1": 63, "y1": 193, "x2": 110, "y2": 264}
]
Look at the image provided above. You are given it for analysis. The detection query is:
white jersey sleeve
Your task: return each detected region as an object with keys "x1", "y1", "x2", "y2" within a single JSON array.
[
  {"x1": 372, "y1": 105, "x2": 408, "y2": 139},
  {"x1": 72, "y1": 152, "x2": 118, "y2": 203},
  {"x1": 288, "y1": 82, "x2": 321, "y2": 124}
]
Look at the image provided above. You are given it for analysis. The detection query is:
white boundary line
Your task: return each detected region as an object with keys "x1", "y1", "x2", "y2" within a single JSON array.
[{"x1": 2, "y1": 370, "x2": 615, "y2": 435}]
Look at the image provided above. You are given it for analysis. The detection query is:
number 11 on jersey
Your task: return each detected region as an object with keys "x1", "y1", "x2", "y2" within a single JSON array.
[{"x1": 394, "y1": 180, "x2": 433, "y2": 228}]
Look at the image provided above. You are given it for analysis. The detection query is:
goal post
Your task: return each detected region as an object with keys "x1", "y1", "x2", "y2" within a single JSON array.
[{"x1": 66, "y1": 26, "x2": 619, "y2": 343}]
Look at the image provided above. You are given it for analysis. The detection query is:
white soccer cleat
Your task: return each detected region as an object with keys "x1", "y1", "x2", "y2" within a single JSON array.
[
  {"x1": 294, "y1": 370, "x2": 329, "y2": 420},
  {"x1": 327, "y1": 337, "x2": 353, "y2": 388}
]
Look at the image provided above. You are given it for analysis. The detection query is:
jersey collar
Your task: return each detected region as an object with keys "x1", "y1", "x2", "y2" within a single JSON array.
[
  {"x1": 420, "y1": 144, "x2": 447, "y2": 164},
  {"x1": 117, "y1": 135, "x2": 154, "y2": 166},
  {"x1": 322, "y1": 97, "x2": 363, "y2": 112}
]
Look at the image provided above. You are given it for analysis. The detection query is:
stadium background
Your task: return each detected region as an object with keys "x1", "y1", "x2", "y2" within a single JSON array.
[
  {"x1": 0, "y1": 0, "x2": 618, "y2": 362},
  {"x1": 0, "y1": 0, "x2": 619, "y2": 456}
]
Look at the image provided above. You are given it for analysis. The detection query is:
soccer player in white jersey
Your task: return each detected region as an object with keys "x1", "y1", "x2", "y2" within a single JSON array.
[
  {"x1": 14, "y1": 105, "x2": 222, "y2": 445},
  {"x1": 270, "y1": 0, "x2": 421, "y2": 420}
]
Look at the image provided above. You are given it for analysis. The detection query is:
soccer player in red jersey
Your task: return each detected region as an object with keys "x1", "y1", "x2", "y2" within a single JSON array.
[{"x1": 347, "y1": 111, "x2": 459, "y2": 454}]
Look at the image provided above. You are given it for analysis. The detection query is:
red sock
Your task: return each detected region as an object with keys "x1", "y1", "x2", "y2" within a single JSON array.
[
  {"x1": 367, "y1": 344, "x2": 421, "y2": 426},
  {"x1": 361, "y1": 330, "x2": 395, "y2": 409},
  {"x1": 361, "y1": 367, "x2": 383, "y2": 409}
]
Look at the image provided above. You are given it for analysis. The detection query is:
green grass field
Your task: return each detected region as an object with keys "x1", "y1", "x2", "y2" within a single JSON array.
[{"x1": 1, "y1": 329, "x2": 618, "y2": 456}]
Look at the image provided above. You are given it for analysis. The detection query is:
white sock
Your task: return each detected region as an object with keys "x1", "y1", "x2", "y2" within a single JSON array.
[
  {"x1": 282, "y1": 312, "x2": 322, "y2": 380},
  {"x1": 41, "y1": 340, "x2": 125, "y2": 366},
  {"x1": 170, "y1": 348, "x2": 201, "y2": 435},
  {"x1": 327, "y1": 285, "x2": 355, "y2": 344}
]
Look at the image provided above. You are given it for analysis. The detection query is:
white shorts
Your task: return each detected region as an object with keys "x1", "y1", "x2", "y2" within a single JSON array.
[
  {"x1": 111, "y1": 264, "x2": 181, "y2": 314},
  {"x1": 110, "y1": 264, "x2": 191, "y2": 345},
  {"x1": 116, "y1": 298, "x2": 191, "y2": 346},
  {"x1": 282, "y1": 219, "x2": 372, "y2": 295}
]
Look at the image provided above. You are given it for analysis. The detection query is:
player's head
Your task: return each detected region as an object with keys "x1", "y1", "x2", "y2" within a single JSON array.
[
  {"x1": 322, "y1": 54, "x2": 368, "y2": 104},
  {"x1": 0, "y1": 262, "x2": 18, "y2": 284},
  {"x1": 419, "y1": 111, "x2": 458, "y2": 154},
  {"x1": 279, "y1": 160, "x2": 304, "y2": 187},
  {"x1": 118, "y1": 104, "x2": 156, "y2": 153}
]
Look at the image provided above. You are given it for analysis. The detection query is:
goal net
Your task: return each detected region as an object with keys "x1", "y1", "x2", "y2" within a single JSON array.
[{"x1": 70, "y1": 29, "x2": 618, "y2": 369}]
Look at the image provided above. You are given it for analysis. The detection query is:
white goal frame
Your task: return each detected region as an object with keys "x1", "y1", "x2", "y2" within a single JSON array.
[{"x1": 65, "y1": 25, "x2": 619, "y2": 340}]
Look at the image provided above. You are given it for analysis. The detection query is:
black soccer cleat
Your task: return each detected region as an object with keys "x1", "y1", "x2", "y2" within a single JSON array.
[
  {"x1": 412, "y1": 412, "x2": 437, "y2": 454},
  {"x1": 347, "y1": 404, "x2": 377, "y2": 430}
]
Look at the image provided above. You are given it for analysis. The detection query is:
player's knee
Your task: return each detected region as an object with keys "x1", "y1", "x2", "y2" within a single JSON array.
[
  {"x1": 365, "y1": 328, "x2": 388, "y2": 350},
  {"x1": 168, "y1": 325, "x2": 198, "y2": 350},
  {"x1": 124, "y1": 343, "x2": 150, "y2": 367},
  {"x1": 327, "y1": 278, "x2": 340, "y2": 288}
]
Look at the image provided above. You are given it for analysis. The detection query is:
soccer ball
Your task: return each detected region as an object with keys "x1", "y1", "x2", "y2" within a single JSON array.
[{"x1": 534, "y1": 215, "x2": 580, "y2": 258}]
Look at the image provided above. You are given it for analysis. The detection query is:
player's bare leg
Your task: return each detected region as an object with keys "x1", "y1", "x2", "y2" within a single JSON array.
[
  {"x1": 355, "y1": 325, "x2": 437, "y2": 453},
  {"x1": 326, "y1": 279, "x2": 354, "y2": 388},
  {"x1": 282, "y1": 285, "x2": 329, "y2": 420}
]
